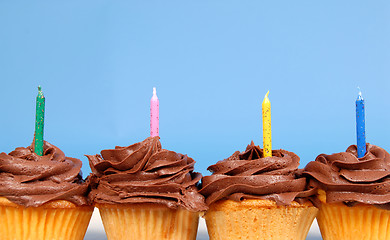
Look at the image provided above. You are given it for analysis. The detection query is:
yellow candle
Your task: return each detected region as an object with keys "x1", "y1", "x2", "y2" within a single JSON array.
[{"x1": 262, "y1": 91, "x2": 272, "y2": 157}]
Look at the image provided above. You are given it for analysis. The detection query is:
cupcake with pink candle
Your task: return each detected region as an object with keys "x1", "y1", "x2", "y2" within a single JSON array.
[{"x1": 87, "y1": 88, "x2": 207, "y2": 240}]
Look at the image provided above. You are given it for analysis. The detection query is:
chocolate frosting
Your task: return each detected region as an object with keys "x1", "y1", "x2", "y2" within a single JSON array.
[
  {"x1": 0, "y1": 141, "x2": 90, "y2": 207},
  {"x1": 304, "y1": 143, "x2": 390, "y2": 208},
  {"x1": 87, "y1": 136, "x2": 207, "y2": 212},
  {"x1": 200, "y1": 141, "x2": 315, "y2": 206}
]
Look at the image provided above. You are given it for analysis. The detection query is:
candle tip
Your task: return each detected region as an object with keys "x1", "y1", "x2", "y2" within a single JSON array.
[
  {"x1": 357, "y1": 87, "x2": 363, "y2": 100},
  {"x1": 38, "y1": 86, "x2": 42, "y2": 92},
  {"x1": 153, "y1": 87, "x2": 156, "y2": 96},
  {"x1": 265, "y1": 91, "x2": 269, "y2": 98}
]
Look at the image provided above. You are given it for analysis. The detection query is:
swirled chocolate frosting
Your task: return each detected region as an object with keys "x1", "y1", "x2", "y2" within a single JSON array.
[
  {"x1": 199, "y1": 141, "x2": 315, "y2": 206},
  {"x1": 304, "y1": 143, "x2": 390, "y2": 208},
  {"x1": 0, "y1": 141, "x2": 90, "y2": 207},
  {"x1": 87, "y1": 136, "x2": 207, "y2": 212}
]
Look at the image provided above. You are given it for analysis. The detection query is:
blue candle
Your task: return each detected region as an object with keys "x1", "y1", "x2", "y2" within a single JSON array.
[{"x1": 356, "y1": 90, "x2": 366, "y2": 158}]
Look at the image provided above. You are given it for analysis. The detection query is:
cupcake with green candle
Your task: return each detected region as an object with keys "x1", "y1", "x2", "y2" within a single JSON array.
[
  {"x1": 199, "y1": 92, "x2": 318, "y2": 240},
  {"x1": 304, "y1": 91, "x2": 390, "y2": 240},
  {"x1": 87, "y1": 88, "x2": 207, "y2": 240},
  {"x1": 0, "y1": 87, "x2": 93, "y2": 240}
]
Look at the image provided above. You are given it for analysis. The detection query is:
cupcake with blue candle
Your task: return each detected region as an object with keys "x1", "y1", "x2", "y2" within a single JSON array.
[{"x1": 304, "y1": 90, "x2": 390, "y2": 240}]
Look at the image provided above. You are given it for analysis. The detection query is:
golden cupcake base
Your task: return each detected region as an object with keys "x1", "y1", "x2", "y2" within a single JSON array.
[
  {"x1": 97, "y1": 203, "x2": 200, "y2": 240},
  {"x1": 204, "y1": 199, "x2": 318, "y2": 240},
  {"x1": 0, "y1": 197, "x2": 93, "y2": 240},
  {"x1": 318, "y1": 202, "x2": 390, "y2": 240}
]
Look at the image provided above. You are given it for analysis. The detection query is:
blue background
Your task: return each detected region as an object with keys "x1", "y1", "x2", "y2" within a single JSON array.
[{"x1": 1, "y1": 1, "x2": 389, "y2": 177}]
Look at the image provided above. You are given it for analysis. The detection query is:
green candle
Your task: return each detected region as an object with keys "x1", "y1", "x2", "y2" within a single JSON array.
[{"x1": 34, "y1": 86, "x2": 45, "y2": 156}]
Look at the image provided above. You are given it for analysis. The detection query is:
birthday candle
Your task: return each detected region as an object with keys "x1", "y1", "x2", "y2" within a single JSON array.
[
  {"x1": 34, "y1": 86, "x2": 45, "y2": 156},
  {"x1": 356, "y1": 89, "x2": 366, "y2": 158},
  {"x1": 150, "y1": 87, "x2": 159, "y2": 137},
  {"x1": 262, "y1": 91, "x2": 272, "y2": 157}
]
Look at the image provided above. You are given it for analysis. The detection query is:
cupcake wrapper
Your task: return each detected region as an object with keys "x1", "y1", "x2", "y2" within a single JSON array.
[
  {"x1": 318, "y1": 203, "x2": 390, "y2": 240},
  {"x1": 0, "y1": 203, "x2": 93, "y2": 240},
  {"x1": 98, "y1": 204, "x2": 200, "y2": 240},
  {"x1": 205, "y1": 200, "x2": 318, "y2": 240}
]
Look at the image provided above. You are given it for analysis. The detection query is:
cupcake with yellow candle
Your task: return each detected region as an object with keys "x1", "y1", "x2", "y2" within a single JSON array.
[
  {"x1": 0, "y1": 141, "x2": 93, "y2": 240},
  {"x1": 87, "y1": 136, "x2": 207, "y2": 240},
  {"x1": 199, "y1": 92, "x2": 318, "y2": 240},
  {"x1": 304, "y1": 143, "x2": 390, "y2": 240},
  {"x1": 200, "y1": 141, "x2": 318, "y2": 240}
]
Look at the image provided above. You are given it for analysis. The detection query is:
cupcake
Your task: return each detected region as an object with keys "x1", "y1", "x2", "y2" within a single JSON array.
[
  {"x1": 0, "y1": 141, "x2": 93, "y2": 240},
  {"x1": 87, "y1": 136, "x2": 207, "y2": 240},
  {"x1": 199, "y1": 141, "x2": 318, "y2": 240},
  {"x1": 304, "y1": 143, "x2": 390, "y2": 240}
]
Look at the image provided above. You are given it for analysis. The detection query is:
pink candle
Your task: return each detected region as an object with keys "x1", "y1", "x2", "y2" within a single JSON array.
[{"x1": 150, "y1": 87, "x2": 159, "y2": 137}]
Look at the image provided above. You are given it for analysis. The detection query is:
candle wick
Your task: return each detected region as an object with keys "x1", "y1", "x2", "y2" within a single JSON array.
[
  {"x1": 265, "y1": 90, "x2": 269, "y2": 98},
  {"x1": 357, "y1": 87, "x2": 363, "y2": 100},
  {"x1": 153, "y1": 87, "x2": 157, "y2": 96},
  {"x1": 38, "y1": 86, "x2": 42, "y2": 92}
]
